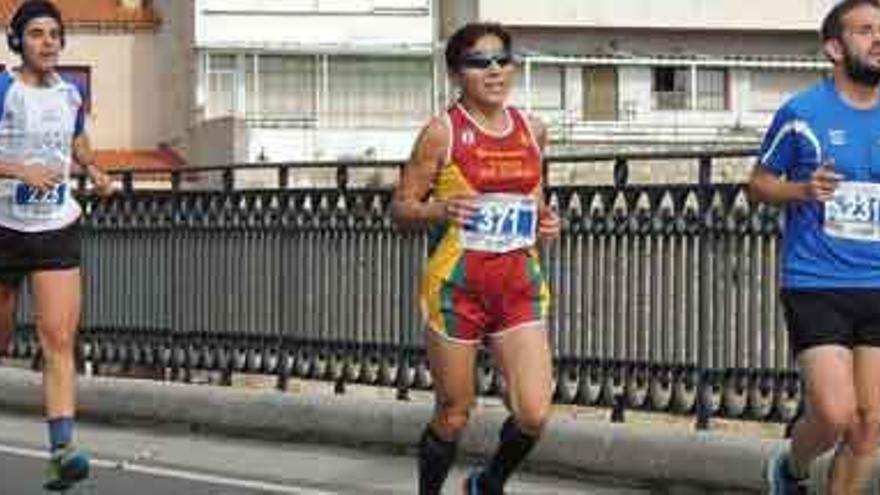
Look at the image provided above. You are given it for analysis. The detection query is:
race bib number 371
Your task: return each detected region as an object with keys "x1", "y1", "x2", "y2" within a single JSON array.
[
  {"x1": 460, "y1": 194, "x2": 537, "y2": 253},
  {"x1": 825, "y1": 181, "x2": 880, "y2": 241}
]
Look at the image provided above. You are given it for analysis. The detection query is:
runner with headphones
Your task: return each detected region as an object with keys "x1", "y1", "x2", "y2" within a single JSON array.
[{"x1": 0, "y1": 0, "x2": 112, "y2": 490}]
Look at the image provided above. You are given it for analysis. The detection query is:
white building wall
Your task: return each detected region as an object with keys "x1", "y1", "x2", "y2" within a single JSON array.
[
  {"x1": 619, "y1": 67, "x2": 652, "y2": 121},
  {"x1": 477, "y1": 0, "x2": 837, "y2": 31},
  {"x1": 563, "y1": 66, "x2": 583, "y2": 121},
  {"x1": 196, "y1": 0, "x2": 432, "y2": 50},
  {"x1": 729, "y1": 69, "x2": 749, "y2": 126},
  {"x1": 248, "y1": 127, "x2": 419, "y2": 163},
  {"x1": 192, "y1": 0, "x2": 435, "y2": 162}
]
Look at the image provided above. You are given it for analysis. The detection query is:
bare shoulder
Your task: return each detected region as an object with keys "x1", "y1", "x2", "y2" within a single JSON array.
[
  {"x1": 421, "y1": 116, "x2": 450, "y2": 148},
  {"x1": 519, "y1": 111, "x2": 547, "y2": 150},
  {"x1": 409, "y1": 116, "x2": 450, "y2": 164}
]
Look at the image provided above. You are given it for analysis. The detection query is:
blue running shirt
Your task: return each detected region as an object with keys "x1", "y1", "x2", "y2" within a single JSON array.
[{"x1": 760, "y1": 78, "x2": 880, "y2": 288}]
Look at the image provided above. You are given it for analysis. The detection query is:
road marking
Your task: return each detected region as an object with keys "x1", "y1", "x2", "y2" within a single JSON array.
[{"x1": 0, "y1": 443, "x2": 338, "y2": 495}]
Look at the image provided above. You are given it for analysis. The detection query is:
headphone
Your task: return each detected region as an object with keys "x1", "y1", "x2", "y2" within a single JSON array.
[
  {"x1": 7, "y1": 27, "x2": 22, "y2": 53},
  {"x1": 6, "y1": 0, "x2": 65, "y2": 54}
]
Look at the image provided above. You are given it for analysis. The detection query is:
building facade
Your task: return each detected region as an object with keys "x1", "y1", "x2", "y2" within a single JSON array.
[
  {"x1": 194, "y1": 0, "x2": 436, "y2": 164},
  {"x1": 193, "y1": 0, "x2": 841, "y2": 163},
  {"x1": 442, "y1": 0, "x2": 836, "y2": 150},
  {"x1": 0, "y1": 0, "x2": 192, "y2": 171}
]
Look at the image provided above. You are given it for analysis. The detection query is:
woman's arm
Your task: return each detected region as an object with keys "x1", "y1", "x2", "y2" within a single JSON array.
[
  {"x1": 526, "y1": 115, "x2": 560, "y2": 240},
  {"x1": 391, "y1": 117, "x2": 474, "y2": 229}
]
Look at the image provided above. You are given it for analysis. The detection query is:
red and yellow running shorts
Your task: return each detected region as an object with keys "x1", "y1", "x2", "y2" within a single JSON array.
[{"x1": 420, "y1": 248, "x2": 550, "y2": 344}]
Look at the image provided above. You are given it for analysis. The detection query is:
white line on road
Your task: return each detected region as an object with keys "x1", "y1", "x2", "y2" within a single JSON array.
[{"x1": 0, "y1": 443, "x2": 338, "y2": 495}]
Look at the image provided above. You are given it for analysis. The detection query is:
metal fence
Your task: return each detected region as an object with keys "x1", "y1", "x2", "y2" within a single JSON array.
[{"x1": 6, "y1": 150, "x2": 801, "y2": 426}]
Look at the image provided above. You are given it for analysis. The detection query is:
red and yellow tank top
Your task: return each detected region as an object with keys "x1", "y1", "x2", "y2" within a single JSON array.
[
  {"x1": 425, "y1": 104, "x2": 543, "y2": 272},
  {"x1": 435, "y1": 103, "x2": 542, "y2": 200}
]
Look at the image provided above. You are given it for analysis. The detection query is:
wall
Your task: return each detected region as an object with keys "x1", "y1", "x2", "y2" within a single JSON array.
[
  {"x1": 189, "y1": 116, "x2": 248, "y2": 166},
  {"x1": 476, "y1": 0, "x2": 837, "y2": 31},
  {"x1": 196, "y1": 0, "x2": 432, "y2": 50},
  {"x1": 154, "y1": 0, "x2": 196, "y2": 153},
  {"x1": 248, "y1": 127, "x2": 419, "y2": 163},
  {"x1": 0, "y1": 31, "x2": 164, "y2": 151}
]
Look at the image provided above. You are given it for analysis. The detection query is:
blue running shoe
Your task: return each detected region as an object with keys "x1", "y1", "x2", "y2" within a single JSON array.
[
  {"x1": 44, "y1": 445, "x2": 90, "y2": 491},
  {"x1": 463, "y1": 470, "x2": 506, "y2": 495},
  {"x1": 766, "y1": 449, "x2": 807, "y2": 495}
]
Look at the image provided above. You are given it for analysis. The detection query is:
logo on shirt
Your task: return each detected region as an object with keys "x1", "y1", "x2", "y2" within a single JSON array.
[
  {"x1": 829, "y1": 129, "x2": 847, "y2": 146},
  {"x1": 461, "y1": 128, "x2": 476, "y2": 147}
]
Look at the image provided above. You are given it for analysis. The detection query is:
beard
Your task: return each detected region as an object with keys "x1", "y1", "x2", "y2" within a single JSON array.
[{"x1": 843, "y1": 46, "x2": 880, "y2": 87}]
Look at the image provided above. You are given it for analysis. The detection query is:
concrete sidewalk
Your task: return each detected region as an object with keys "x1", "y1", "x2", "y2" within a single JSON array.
[{"x1": 0, "y1": 366, "x2": 778, "y2": 492}]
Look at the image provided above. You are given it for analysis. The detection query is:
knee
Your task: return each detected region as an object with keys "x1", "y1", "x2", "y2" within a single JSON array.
[
  {"x1": 811, "y1": 400, "x2": 856, "y2": 440},
  {"x1": 514, "y1": 402, "x2": 551, "y2": 436},
  {"x1": 38, "y1": 325, "x2": 77, "y2": 355},
  {"x1": 846, "y1": 408, "x2": 880, "y2": 455},
  {"x1": 434, "y1": 401, "x2": 474, "y2": 439}
]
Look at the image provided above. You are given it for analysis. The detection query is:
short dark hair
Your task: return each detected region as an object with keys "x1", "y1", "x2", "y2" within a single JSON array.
[
  {"x1": 444, "y1": 22, "x2": 512, "y2": 73},
  {"x1": 821, "y1": 0, "x2": 880, "y2": 40},
  {"x1": 7, "y1": 0, "x2": 65, "y2": 54}
]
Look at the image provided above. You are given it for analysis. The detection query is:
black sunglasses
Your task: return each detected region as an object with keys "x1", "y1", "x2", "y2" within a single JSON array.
[{"x1": 459, "y1": 52, "x2": 515, "y2": 70}]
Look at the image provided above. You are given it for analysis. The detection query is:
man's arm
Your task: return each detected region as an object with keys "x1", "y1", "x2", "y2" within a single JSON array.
[
  {"x1": 73, "y1": 133, "x2": 113, "y2": 196},
  {"x1": 748, "y1": 163, "x2": 840, "y2": 205}
]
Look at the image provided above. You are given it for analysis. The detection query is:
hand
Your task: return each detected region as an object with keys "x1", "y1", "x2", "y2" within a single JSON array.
[
  {"x1": 538, "y1": 208, "x2": 561, "y2": 240},
  {"x1": 807, "y1": 164, "x2": 843, "y2": 202},
  {"x1": 443, "y1": 195, "x2": 478, "y2": 227},
  {"x1": 14, "y1": 164, "x2": 62, "y2": 192},
  {"x1": 88, "y1": 166, "x2": 114, "y2": 197}
]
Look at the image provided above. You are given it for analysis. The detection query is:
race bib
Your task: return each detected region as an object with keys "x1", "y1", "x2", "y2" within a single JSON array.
[
  {"x1": 825, "y1": 181, "x2": 880, "y2": 241},
  {"x1": 460, "y1": 193, "x2": 536, "y2": 253},
  {"x1": 11, "y1": 182, "x2": 67, "y2": 219}
]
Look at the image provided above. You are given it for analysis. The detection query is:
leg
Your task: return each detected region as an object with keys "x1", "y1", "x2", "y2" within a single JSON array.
[
  {"x1": 418, "y1": 329, "x2": 478, "y2": 495},
  {"x1": 0, "y1": 281, "x2": 18, "y2": 357},
  {"x1": 788, "y1": 346, "x2": 856, "y2": 480},
  {"x1": 488, "y1": 324, "x2": 553, "y2": 435},
  {"x1": 828, "y1": 347, "x2": 880, "y2": 494},
  {"x1": 31, "y1": 269, "x2": 81, "y2": 440},
  {"x1": 476, "y1": 323, "x2": 553, "y2": 493},
  {"x1": 30, "y1": 268, "x2": 90, "y2": 490}
]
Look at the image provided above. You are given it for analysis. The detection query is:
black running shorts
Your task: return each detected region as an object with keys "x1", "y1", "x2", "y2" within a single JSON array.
[
  {"x1": 0, "y1": 222, "x2": 81, "y2": 288},
  {"x1": 780, "y1": 289, "x2": 880, "y2": 356}
]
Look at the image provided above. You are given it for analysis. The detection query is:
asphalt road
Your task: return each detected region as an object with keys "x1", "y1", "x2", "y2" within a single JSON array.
[{"x1": 0, "y1": 411, "x2": 650, "y2": 495}]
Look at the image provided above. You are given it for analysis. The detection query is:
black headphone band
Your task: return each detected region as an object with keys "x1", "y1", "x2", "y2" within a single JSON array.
[{"x1": 7, "y1": 1, "x2": 65, "y2": 54}]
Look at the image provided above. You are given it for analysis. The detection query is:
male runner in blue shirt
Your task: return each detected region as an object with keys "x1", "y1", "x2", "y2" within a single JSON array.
[{"x1": 751, "y1": 1, "x2": 880, "y2": 493}]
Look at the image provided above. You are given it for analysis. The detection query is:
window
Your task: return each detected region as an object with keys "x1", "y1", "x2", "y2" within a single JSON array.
[
  {"x1": 200, "y1": 52, "x2": 432, "y2": 126},
  {"x1": 652, "y1": 67, "x2": 690, "y2": 110},
  {"x1": 206, "y1": 54, "x2": 239, "y2": 117},
  {"x1": 696, "y1": 69, "x2": 727, "y2": 111},
  {"x1": 652, "y1": 67, "x2": 728, "y2": 111},
  {"x1": 326, "y1": 56, "x2": 432, "y2": 127},
  {"x1": 58, "y1": 65, "x2": 91, "y2": 113},
  {"x1": 253, "y1": 55, "x2": 316, "y2": 119},
  {"x1": 511, "y1": 64, "x2": 564, "y2": 115}
]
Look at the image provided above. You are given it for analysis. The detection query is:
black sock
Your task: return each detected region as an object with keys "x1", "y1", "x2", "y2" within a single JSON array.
[
  {"x1": 481, "y1": 417, "x2": 539, "y2": 493},
  {"x1": 418, "y1": 425, "x2": 458, "y2": 495}
]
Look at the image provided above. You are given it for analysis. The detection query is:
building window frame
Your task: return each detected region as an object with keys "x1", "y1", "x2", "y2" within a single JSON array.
[{"x1": 652, "y1": 65, "x2": 729, "y2": 111}]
